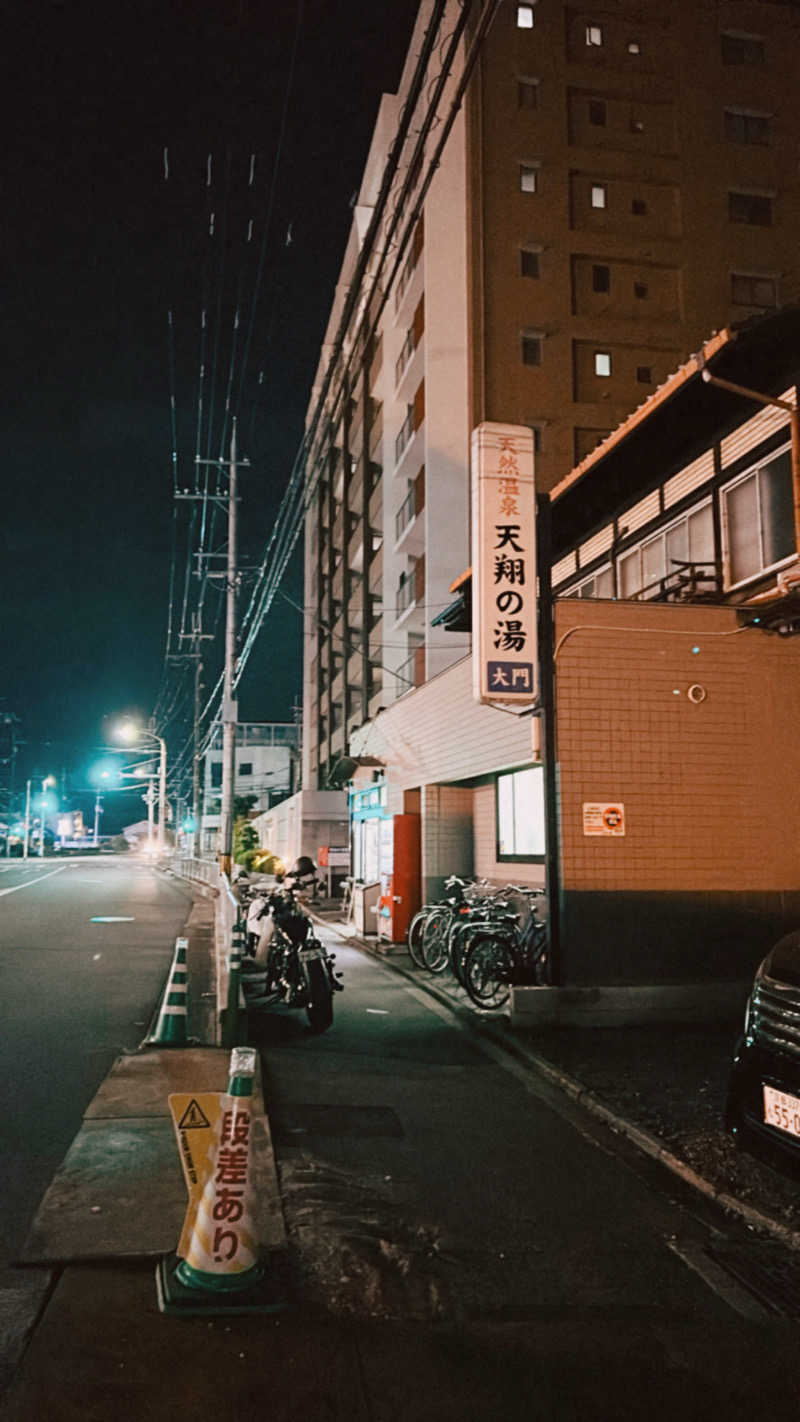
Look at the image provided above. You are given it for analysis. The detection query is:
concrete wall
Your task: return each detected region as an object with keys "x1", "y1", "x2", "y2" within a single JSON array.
[
  {"x1": 554, "y1": 598, "x2": 800, "y2": 983},
  {"x1": 252, "y1": 790, "x2": 349, "y2": 871}
]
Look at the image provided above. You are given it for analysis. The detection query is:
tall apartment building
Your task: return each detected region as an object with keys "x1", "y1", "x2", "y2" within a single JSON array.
[{"x1": 302, "y1": 0, "x2": 800, "y2": 796}]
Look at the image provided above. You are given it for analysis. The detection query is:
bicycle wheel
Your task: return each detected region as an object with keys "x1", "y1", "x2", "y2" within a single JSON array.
[
  {"x1": 421, "y1": 907, "x2": 452, "y2": 973},
  {"x1": 450, "y1": 919, "x2": 483, "y2": 987},
  {"x1": 407, "y1": 909, "x2": 430, "y2": 969},
  {"x1": 463, "y1": 934, "x2": 512, "y2": 1009}
]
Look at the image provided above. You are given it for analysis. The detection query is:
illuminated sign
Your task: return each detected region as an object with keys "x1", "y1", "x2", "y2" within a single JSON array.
[{"x1": 471, "y1": 422, "x2": 537, "y2": 704}]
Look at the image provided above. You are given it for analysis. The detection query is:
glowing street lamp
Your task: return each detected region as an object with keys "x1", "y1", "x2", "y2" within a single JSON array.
[{"x1": 112, "y1": 721, "x2": 167, "y2": 852}]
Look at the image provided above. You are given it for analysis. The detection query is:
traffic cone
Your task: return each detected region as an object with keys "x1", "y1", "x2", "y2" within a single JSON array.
[
  {"x1": 147, "y1": 937, "x2": 189, "y2": 1047},
  {"x1": 156, "y1": 1047, "x2": 286, "y2": 1315}
]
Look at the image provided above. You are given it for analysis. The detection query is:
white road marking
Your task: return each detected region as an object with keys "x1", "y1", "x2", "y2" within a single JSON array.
[
  {"x1": 90, "y1": 916, "x2": 136, "y2": 923},
  {"x1": 0, "y1": 866, "x2": 69, "y2": 897},
  {"x1": 366, "y1": 1008, "x2": 389, "y2": 1015},
  {"x1": 92, "y1": 953, "x2": 102, "y2": 961}
]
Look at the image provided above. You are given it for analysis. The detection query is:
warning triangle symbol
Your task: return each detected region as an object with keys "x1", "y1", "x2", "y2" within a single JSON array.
[{"x1": 178, "y1": 1098, "x2": 212, "y2": 1130}]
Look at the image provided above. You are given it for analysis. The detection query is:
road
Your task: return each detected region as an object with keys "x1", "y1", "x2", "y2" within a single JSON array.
[
  {"x1": 256, "y1": 924, "x2": 800, "y2": 1419},
  {"x1": 0, "y1": 855, "x2": 191, "y2": 1265}
]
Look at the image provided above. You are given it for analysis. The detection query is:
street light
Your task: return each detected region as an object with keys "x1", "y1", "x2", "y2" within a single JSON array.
[
  {"x1": 38, "y1": 775, "x2": 56, "y2": 859},
  {"x1": 112, "y1": 721, "x2": 167, "y2": 852}
]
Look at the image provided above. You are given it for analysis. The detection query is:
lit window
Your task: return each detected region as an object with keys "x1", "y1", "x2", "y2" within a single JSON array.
[
  {"x1": 592, "y1": 264, "x2": 610, "y2": 293},
  {"x1": 729, "y1": 191, "x2": 772, "y2": 226},
  {"x1": 619, "y1": 503, "x2": 714, "y2": 600},
  {"x1": 497, "y1": 766, "x2": 545, "y2": 858},
  {"x1": 594, "y1": 351, "x2": 612, "y2": 377},
  {"x1": 520, "y1": 164, "x2": 539, "y2": 193},
  {"x1": 517, "y1": 3, "x2": 535, "y2": 28},
  {"x1": 627, "y1": 40, "x2": 641, "y2": 54},
  {"x1": 636, "y1": 366, "x2": 652, "y2": 384},
  {"x1": 731, "y1": 273, "x2": 777, "y2": 307},
  {"x1": 723, "y1": 448, "x2": 794, "y2": 586},
  {"x1": 590, "y1": 182, "x2": 607, "y2": 209},
  {"x1": 521, "y1": 333, "x2": 543, "y2": 366},
  {"x1": 588, "y1": 98, "x2": 606, "y2": 125},
  {"x1": 520, "y1": 247, "x2": 541, "y2": 278},
  {"x1": 586, "y1": 24, "x2": 603, "y2": 46}
]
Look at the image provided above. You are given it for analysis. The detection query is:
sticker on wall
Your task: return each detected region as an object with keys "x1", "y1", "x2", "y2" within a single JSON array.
[{"x1": 583, "y1": 802, "x2": 625, "y2": 836}]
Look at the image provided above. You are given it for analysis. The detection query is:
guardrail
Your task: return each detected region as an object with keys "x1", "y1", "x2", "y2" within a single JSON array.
[{"x1": 168, "y1": 856, "x2": 241, "y2": 1045}]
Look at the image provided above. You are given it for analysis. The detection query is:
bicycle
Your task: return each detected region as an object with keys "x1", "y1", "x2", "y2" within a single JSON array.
[
  {"x1": 462, "y1": 890, "x2": 548, "y2": 1010},
  {"x1": 407, "y1": 875, "x2": 479, "y2": 971}
]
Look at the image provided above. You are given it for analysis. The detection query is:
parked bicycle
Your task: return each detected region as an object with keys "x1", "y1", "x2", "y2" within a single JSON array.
[{"x1": 461, "y1": 888, "x2": 548, "y2": 1010}]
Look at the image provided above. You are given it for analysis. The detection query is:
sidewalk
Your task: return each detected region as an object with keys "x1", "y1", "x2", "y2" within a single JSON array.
[{"x1": 310, "y1": 900, "x2": 800, "y2": 1250}]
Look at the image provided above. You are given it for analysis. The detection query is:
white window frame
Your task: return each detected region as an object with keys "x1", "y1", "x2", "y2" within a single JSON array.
[
  {"x1": 562, "y1": 564, "x2": 614, "y2": 599},
  {"x1": 721, "y1": 441, "x2": 796, "y2": 591},
  {"x1": 586, "y1": 24, "x2": 603, "y2": 46},
  {"x1": 617, "y1": 499, "x2": 715, "y2": 600},
  {"x1": 497, "y1": 765, "x2": 546, "y2": 860},
  {"x1": 517, "y1": 4, "x2": 535, "y2": 28}
]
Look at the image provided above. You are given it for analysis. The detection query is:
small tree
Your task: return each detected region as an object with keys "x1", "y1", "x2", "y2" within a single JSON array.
[{"x1": 233, "y1": 816, "x2": 258, "y2": 865}]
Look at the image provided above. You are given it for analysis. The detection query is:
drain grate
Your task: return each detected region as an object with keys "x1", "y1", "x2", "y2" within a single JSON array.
[
  {"x1": 708, "y1": 1242, "x2": 800, "y2": 1318},
  {"x1": 271, "y1": 1103, "x2": 405, "y2": 1142}
]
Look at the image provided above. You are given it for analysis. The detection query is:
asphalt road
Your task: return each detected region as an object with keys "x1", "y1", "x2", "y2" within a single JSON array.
[
  {"x1": 255, "y1": 925, "x2": 800, "y2": 1418},
  {"x1": 0, "y1": 856, "x2": 192, "y2": 1266}
]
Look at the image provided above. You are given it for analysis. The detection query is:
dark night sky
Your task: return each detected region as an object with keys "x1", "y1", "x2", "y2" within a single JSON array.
[{"x1": 3, "y1": 0, "x2": 420, "y2": 817}]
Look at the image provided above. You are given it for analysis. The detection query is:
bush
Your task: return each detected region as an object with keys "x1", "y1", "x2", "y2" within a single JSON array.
[{"x1": 111, "y1": 835, "x2": 130, "y2": 853}]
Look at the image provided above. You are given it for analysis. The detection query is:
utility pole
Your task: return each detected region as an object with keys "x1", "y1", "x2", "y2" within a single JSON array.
[{"x1": 219, "y1": 419, "x2": 239, "y2": 878}]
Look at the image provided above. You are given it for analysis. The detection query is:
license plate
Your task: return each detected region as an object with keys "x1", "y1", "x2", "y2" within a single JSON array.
[
  {"x1": 763, "y1": 1083, "x2": 800, "y2": 1140},
  {"x1": 300, "y1": 946, "x2": 325, "y2": 962}
]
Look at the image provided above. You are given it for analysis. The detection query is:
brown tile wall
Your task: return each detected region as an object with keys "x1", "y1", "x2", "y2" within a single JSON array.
[{"x1": 555, "y1": 599, "x2": 800, "y2": 894}]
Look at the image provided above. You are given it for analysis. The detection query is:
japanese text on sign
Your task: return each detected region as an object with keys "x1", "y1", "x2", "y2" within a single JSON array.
[
  {"x1": 582, "y1": 802, "x2": 626, "y2": 836},
  {"x1": 471, "y1": 423, "x2": 537, "y2": 704}
]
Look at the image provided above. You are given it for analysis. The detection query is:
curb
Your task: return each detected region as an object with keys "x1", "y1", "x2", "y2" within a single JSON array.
[{"x1": 312, "y1": 910, "x2": 800, "y2": 1255}]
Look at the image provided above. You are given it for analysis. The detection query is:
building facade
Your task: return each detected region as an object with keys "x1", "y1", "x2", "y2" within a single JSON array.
[
  {"x1": 302, "y1": 0, "x2": 800, "y2": 796},
  {"x1": 200, "y1": 722, "x2": 299, "y2": 855}
]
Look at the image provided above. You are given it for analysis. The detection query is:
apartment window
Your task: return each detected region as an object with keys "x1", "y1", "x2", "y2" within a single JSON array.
[
  {"x1": 238, "y1": 761, "x2": 252, "y2": 777},
  {"x1": 631, "y1": 197, "x2": 647, "y2": 215},
  {"x1": 729, "y1": 191, "x2": 772, "y2": 226},
  {"x1": 586, "y1": 24, "x2": 603, "y2": 46},
  {"x1": 590, "y1": 182, "x2": 607, "y2": 209},
  {"x1": 520, "y1": 247, "x2": 540, "y2": 278},
  {"x1": 627, "y1": 40, "x2": 641, "y2": 54},
  {"x1": 210, "y1": 761, "x2": 222, "y2": 789},
  {"x1": 636, "y1": 365, "x2": 652, "y2": 384},
  {"x1": 517, "y1": 3, "x2": 535, "y2": 27},
  {"x1": 592, "y1": 264, "x2": 610, "y2": 293},
  {"x1": 497, "y1": 766, "x2": 545, "y2": 859},
  {"x1": 725, "y1": 109, "x2": 770, "y2": 147},
  {"x1": 634, "y1": 281, "x2": 648, "y2": 299},
  {"x1": 588, "y1": 98, "x2": 606, "y2": 126},
  {"x1": 731, "y1": 273, "x2": 778, "y2": 307},
  {"x1": 521, "y1": 333, "x2": 543, "y2": 366},
  {"x1": 721, "y1": 32, "x2": 764, "y2": 65},
  {"x1": 619, "y1": 502, "x2": 714, "y2": 599},
  {"x1": 518, "y1": 77, "x2": 539, "y2": 109},
  {"x1": 594, "y1": 351, "x2": 612, "y2": 377},
  {"x1": 564, "y1": 565, "x2": 614, "y2": 599},
  {"x1": 723, "y1": 447, "x2": 794, "y2": 587},
  {"x1": 520, "y1": 164, "x2": 539, "y2": 193}
]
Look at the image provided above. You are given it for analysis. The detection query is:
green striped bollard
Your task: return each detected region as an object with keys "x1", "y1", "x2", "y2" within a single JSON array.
[
  {"x1": 148, "y1": 937, "x2": 189, "y2": 1047},
  {"x1": 222, "y1": 917, "x2": 247, "y2": 1048}
]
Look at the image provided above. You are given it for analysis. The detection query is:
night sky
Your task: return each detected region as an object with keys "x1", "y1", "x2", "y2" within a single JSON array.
[{"x1": 3, "y1": 0, "x2": 420, "y2": 819}]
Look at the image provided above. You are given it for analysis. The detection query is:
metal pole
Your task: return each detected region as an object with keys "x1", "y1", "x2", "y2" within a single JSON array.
[
  {"x1": 147, "y1": 780, "x2": 155, "y2": 851},
  {"x1": 192, "y1": 655, "x2": 202, "y2": 859},
  {"x1": 537, "y1": 493, "x2": 561, "y2": 985},
  {"x1": 38, "y1": 779, "x2": 46, "y2": 859},
  {"x1": 219, "y1": 419, "x2": 239, "y2": 877},
  {"x1": 157, "y1": 736, "x2": 167, "y2": 851},
  {"x1": 93, "y1": 794, "x2": 103, "y2": 846},
  {"x1": 23, "y1": 779, "x2": 30, "y2": 859}
]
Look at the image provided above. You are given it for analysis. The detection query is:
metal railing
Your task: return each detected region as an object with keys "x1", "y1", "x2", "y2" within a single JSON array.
[{"x1": 395, "y1": 406, "x2": 415, "y2": 465}]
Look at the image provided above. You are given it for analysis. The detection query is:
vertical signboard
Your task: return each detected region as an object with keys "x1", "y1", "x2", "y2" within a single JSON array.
[{"x1": 471, "y1": 422, "x2": 537, "y2": 704}]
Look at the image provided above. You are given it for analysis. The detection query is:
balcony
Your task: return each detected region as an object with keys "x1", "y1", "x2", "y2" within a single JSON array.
[
  {"x1": 395, "y1": 405, "x2": 415, "y2": 465},
  {"x1": 395, "y1": 467, "x2": 425, "y2": 550},
  {"x1": 394, "y1": 215, "x2": 424, "y2": 314},
  {"x1": 396, "y1": 555, "x2": 425, "y2": 619},
  {"x1": 395, "y1": 327, "x2": 418, "y2": 387}
]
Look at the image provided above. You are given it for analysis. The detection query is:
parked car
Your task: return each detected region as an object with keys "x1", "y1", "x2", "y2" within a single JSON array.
[{"x1": 725, "y1": 929, "x2": 800, "y2": 1174}]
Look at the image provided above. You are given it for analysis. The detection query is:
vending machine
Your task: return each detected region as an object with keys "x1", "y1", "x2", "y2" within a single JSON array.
[{"x1": 377, "y1": 812, "x2": 421, "y2": 944}]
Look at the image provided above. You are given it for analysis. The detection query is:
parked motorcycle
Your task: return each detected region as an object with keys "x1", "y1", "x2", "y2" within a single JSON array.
[{"x1": 240, "y1": 874, "x2": 342, "y2": 1033}]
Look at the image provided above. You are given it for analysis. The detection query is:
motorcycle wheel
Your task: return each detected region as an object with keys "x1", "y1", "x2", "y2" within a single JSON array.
[{"x1": 306, "y1": 958, "x2": 334, "y2": 1033}]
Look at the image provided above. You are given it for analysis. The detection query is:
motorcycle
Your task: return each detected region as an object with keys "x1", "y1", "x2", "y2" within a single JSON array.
[{"x1": 240, "y1": 873, "x2": 342, "y2": 1034}]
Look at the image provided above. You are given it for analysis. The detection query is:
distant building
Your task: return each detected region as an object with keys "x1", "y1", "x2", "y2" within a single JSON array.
[{"x1": 200, "y1": 722, "x2": 299, "y2": 855}]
